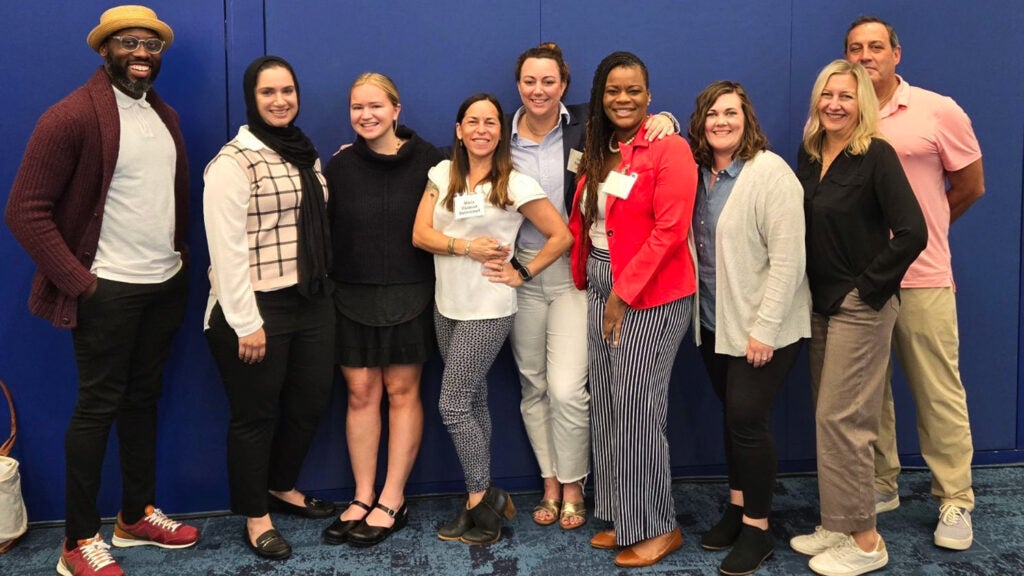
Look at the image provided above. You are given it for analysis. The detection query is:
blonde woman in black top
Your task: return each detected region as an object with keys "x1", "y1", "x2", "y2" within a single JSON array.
[
  {"x1": 322, "y1": 73, "x2": 443, "y2": 547},
  {"x1": 789, "y1": 59, "x2": 926, "y2": 576}
]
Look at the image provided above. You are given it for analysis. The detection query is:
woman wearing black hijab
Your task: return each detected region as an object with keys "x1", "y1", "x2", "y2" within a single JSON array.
[{"x1": 203, "y1": 56, "x2": 336, "y2": 560}]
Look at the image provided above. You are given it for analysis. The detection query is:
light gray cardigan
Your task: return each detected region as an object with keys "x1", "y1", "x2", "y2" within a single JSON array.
[{"x1": 690, "y1": 150, "x2": 811, "y2": 356}]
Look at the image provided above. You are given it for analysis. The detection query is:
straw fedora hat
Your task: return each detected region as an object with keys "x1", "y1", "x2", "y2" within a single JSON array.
[{"x1": 87, "y1": 5, "x2": 174, "y2": 52}]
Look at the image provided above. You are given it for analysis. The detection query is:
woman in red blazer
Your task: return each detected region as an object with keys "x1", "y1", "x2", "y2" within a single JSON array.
[{"x1": 568, "y1": 51, "x2": 697, "y2": 568}]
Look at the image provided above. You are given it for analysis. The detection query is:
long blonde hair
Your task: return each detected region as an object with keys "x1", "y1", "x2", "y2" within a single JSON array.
[{"x1": 802, "y1": 60, "x2": 880, "y2": 162}]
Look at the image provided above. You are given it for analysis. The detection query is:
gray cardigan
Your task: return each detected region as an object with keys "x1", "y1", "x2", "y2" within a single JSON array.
[{"x1": 691, "y1": 150, "x2": 811, "y2": 356}]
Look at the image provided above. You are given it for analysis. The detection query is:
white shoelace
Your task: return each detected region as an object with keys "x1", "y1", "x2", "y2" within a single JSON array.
[
  {"x1": 939, "y1": 503, "x2": 969, "y2": 527},
  {"x1": 808, "y1": 525, "x2": 842, "y2": 543},
  {"x1": 80, "y1": 537, "x2": 116, "y2": 569},
  {"x1": 826, "y1": 535, "x2": 863, "y2": 560},
  {"x1": 145, "y1": 508, "x2": 182, "y2": 532}
]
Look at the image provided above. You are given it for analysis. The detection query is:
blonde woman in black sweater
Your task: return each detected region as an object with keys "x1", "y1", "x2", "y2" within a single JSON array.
[{"x1": 322, "y1": 73, "x2": 442, "y2": 547}]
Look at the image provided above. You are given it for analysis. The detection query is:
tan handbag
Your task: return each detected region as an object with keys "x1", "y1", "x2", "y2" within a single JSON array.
[{"x1": 0, "y1": 379, "x2": 27, "y2": 553}]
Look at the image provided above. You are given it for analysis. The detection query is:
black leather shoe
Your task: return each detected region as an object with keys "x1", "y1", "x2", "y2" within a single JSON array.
[
  {"x1": 323, "y1": 500, "x2": 372, "y2": 545},
  {"x1": 246, "y1": 528, "x2": 291, "y2": 560},
  {"x1": 347, "y1": 501, "x2": 408, "y2": 547},
  {"x1": 461, "y1": 486, "x2": 516, "y2": 545},
  {"x1": 438, "y1": 496, "x2": 474, "y2": 541},
  {"x1": 269, "y1": 494, "x2": 337, "y2": 519},
  {"x1": 702, "y1": 503, "x2": 744, "y2": 550},
  {"x1": 719, "y1": 524, "x2": 774, "y2": 576}
]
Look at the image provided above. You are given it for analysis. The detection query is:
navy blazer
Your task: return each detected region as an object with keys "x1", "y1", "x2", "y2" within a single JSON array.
[{"x1": 556, "y1": 103, "x2": 588, "y2": 217}]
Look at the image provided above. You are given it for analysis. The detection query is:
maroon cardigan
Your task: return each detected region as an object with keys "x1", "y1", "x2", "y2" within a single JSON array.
[{"x1": 5, "y1": 67, "x2": 190, "y2": 328}]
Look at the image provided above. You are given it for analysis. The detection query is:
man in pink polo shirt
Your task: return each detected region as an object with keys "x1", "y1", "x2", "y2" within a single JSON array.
[{"x1": 845, "y1": 15, "x2": 984, "y2": 551}]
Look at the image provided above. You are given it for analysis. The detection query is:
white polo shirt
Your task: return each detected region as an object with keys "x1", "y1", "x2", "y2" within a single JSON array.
[{"x1": 92, "y1": 88, "x2": 180, "y2": 283}]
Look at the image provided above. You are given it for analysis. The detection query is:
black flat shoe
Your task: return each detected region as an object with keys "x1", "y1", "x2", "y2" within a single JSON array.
[
  {"x1": 323, "y1": 500, "x2": 373, "y2": 545},
  {"x1": 347, "y1": 501, "x2": 408, "y2": 547},
  {"x1": 246, "y1": 528, "x2": 291, "y2": 560},
  {"x1": 269, "y1": 494, "x2": 337, "y2": 519}
]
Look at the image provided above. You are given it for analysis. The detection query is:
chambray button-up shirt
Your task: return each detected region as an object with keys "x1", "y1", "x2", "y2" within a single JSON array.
[
  {"x1": 693, "y1": 158, "x2": 744, "y2": 331},
  {"x1": 510, "y1": 103, "x2": 570, "y2": 250}
]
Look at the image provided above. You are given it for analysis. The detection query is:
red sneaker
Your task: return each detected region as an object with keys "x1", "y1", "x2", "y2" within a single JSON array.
[
  {"x1": 57, "y1": 535, "x2": 124, "y2": 576},
  {"x1": 111, "y1": 505, "x2": 200, "y2": 549}
]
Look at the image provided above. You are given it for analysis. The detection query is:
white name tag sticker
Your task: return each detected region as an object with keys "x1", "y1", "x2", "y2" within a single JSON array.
[
  {"x1": 454, "y1": 193, "x2": 486, "y2": 219},
  {"x1": 567, "y1": 148, "x2": 583, "y2": 174},
  {"x1": 599, "y1": 170, "x2": 637, "y2": 200}
]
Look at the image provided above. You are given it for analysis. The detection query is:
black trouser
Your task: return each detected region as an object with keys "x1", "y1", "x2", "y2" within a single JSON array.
[
  {"x1": 698, "y1": 328, "x2": 802, "y2": 519},
  {"x1": 66, "y1": 268, "x2": 188, "y2": 540},
  {"x1": 205, "y1": 288, "x2": 334, "y2": 518}
]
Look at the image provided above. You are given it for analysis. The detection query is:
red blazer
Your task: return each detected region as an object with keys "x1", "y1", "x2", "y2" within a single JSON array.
[{"x1": 569, "y1": 127, "x2": 697, "y2": 309}]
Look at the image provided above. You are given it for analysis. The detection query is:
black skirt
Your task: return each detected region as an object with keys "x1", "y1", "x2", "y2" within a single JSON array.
[{"x1": 333, "y1": 282, "x2": 435, "y2": 367}]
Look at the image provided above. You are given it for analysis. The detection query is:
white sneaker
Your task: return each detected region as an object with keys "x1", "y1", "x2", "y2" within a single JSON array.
[
  {"x1": 790, "y1": 526, "x2": 846, "y2": 556},
  {"x1": 934, "y1": 504, "x2": 973, "y2": 550},
  {"x1": 808, "y1": 534, "x2": 888, "y2": 576},
  {"x1": 874, "y1": 490, "x2": 899, "y2": 514}
]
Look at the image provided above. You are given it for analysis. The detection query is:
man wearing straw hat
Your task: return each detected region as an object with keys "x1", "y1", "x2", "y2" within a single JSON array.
[{"x1": 5, "y1": 5, "x2": 199, "y2": 575}]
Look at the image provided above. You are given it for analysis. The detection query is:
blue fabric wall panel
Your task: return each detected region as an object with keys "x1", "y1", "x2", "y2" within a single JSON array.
[
  {"x1": 0, "y1": 0, "x2": 229, "y2": 521},
  {"x1": 258, "y1": 0, "x2": 542, "y2": 496},
  {"x1": 790, "y1": 0, "x2": 1023, "y2": 455},
  {"x1": 226, "y1": 0, "x2": 268, "y2": 133},
  {"x1": 262, "y1": 0, "x2": 541, "y2": 158},
  {"x1": 1, "y1": 0, "x2": 1023, "y2": 523},
  {"x1": 541, "y1": 0, "x2": 800, "y2": 162},
  {"x1": 541, "y1": 0, "x2": 817, "y2": 468}
]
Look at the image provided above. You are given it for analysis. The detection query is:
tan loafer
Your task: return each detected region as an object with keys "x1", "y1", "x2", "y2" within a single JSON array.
[
  {"x1": 614, "y1": 526, "x2": 683, "y2": 567},
  {"x1": 590, "y1": 529, "x2": 617, "y2": 549}
]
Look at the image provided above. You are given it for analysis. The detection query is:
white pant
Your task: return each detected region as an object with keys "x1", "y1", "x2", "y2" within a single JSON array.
[{"x1": 510, "y1": 251, "x2": 590, "y2": 483}]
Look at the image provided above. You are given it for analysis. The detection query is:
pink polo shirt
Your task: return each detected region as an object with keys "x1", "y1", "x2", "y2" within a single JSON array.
[{"x1": 877, "y1": 76, "x2": 982, "y2": 288}]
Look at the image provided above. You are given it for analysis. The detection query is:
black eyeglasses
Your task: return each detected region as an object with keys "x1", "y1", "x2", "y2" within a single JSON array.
[{"x1": 110, "y1": 35, "x2": 165, "y2": 54}]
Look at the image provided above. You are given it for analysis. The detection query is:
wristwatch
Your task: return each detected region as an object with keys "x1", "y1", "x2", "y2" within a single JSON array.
[{"x1": 511, "y1": 256, "x2": 533, "y2": 282}]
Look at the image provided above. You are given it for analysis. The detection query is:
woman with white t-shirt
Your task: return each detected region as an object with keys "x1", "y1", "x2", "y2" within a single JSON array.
[{"x1": 412, "y1": 93, "x2": 572, "y2": 545}]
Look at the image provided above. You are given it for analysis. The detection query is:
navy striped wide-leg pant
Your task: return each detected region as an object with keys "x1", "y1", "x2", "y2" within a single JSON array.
[{"x1": 586, "y1": 248, "x2": 691, "y2": 546}]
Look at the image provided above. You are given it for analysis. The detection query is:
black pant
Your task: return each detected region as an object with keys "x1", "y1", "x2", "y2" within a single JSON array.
[
  {"x1": 66, "y1": 268, "x2": 188, "y2": 540},
  {"x1": 698, "y1": 328, "x2": 802, "y2": 519},
  {"x1": 205, "y1": 288, "x2": 334, "y2": 518}
]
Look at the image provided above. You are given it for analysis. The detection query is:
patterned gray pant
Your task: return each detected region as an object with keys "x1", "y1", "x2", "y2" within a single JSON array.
[{"x1": 434, "y1": 307, "x2": 515, "y2": 493}]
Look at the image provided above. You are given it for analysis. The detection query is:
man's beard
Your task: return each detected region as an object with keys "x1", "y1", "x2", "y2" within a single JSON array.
[{"x1": 105, "y1": 52, "x2": 160, "y2": 98}]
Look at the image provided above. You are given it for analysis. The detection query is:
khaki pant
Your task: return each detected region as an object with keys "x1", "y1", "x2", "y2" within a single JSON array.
[
  {"x1": 510, "y1": 252, "x2": 590, "y2": 483},
  {"x1": 874, "y1": 287, "x2": 975, "y2": 510},
  {"x1": 810, "y1": 289, "x2": 898, "y2": 533}
]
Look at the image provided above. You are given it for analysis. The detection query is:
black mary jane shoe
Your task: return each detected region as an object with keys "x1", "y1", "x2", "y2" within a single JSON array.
[
  {"x1": 246, "y1": 528, "x2": 292, "y2": 560},
  {"x1": 347, "y1": 501, "x2": 409, "y2": 547},
  {"x1": 269, "y1": 494, "x2": 337, "y2": 519},
  {"x1": 323, "y1": 500, "x2": 373, "y2": 545}
]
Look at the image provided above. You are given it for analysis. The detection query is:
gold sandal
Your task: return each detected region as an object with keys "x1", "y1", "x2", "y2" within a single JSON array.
[
  {"x1": 559, "y1": 501, "x2": 587, "y2": 530},
  {"x1": 532, "y1": 499, "x2": 561, "y2": 526}
]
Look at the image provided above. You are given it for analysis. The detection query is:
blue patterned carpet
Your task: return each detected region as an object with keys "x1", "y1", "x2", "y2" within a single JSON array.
[{"x1": 3, "y1": 466, "x2": 1023, "y2": 575}]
